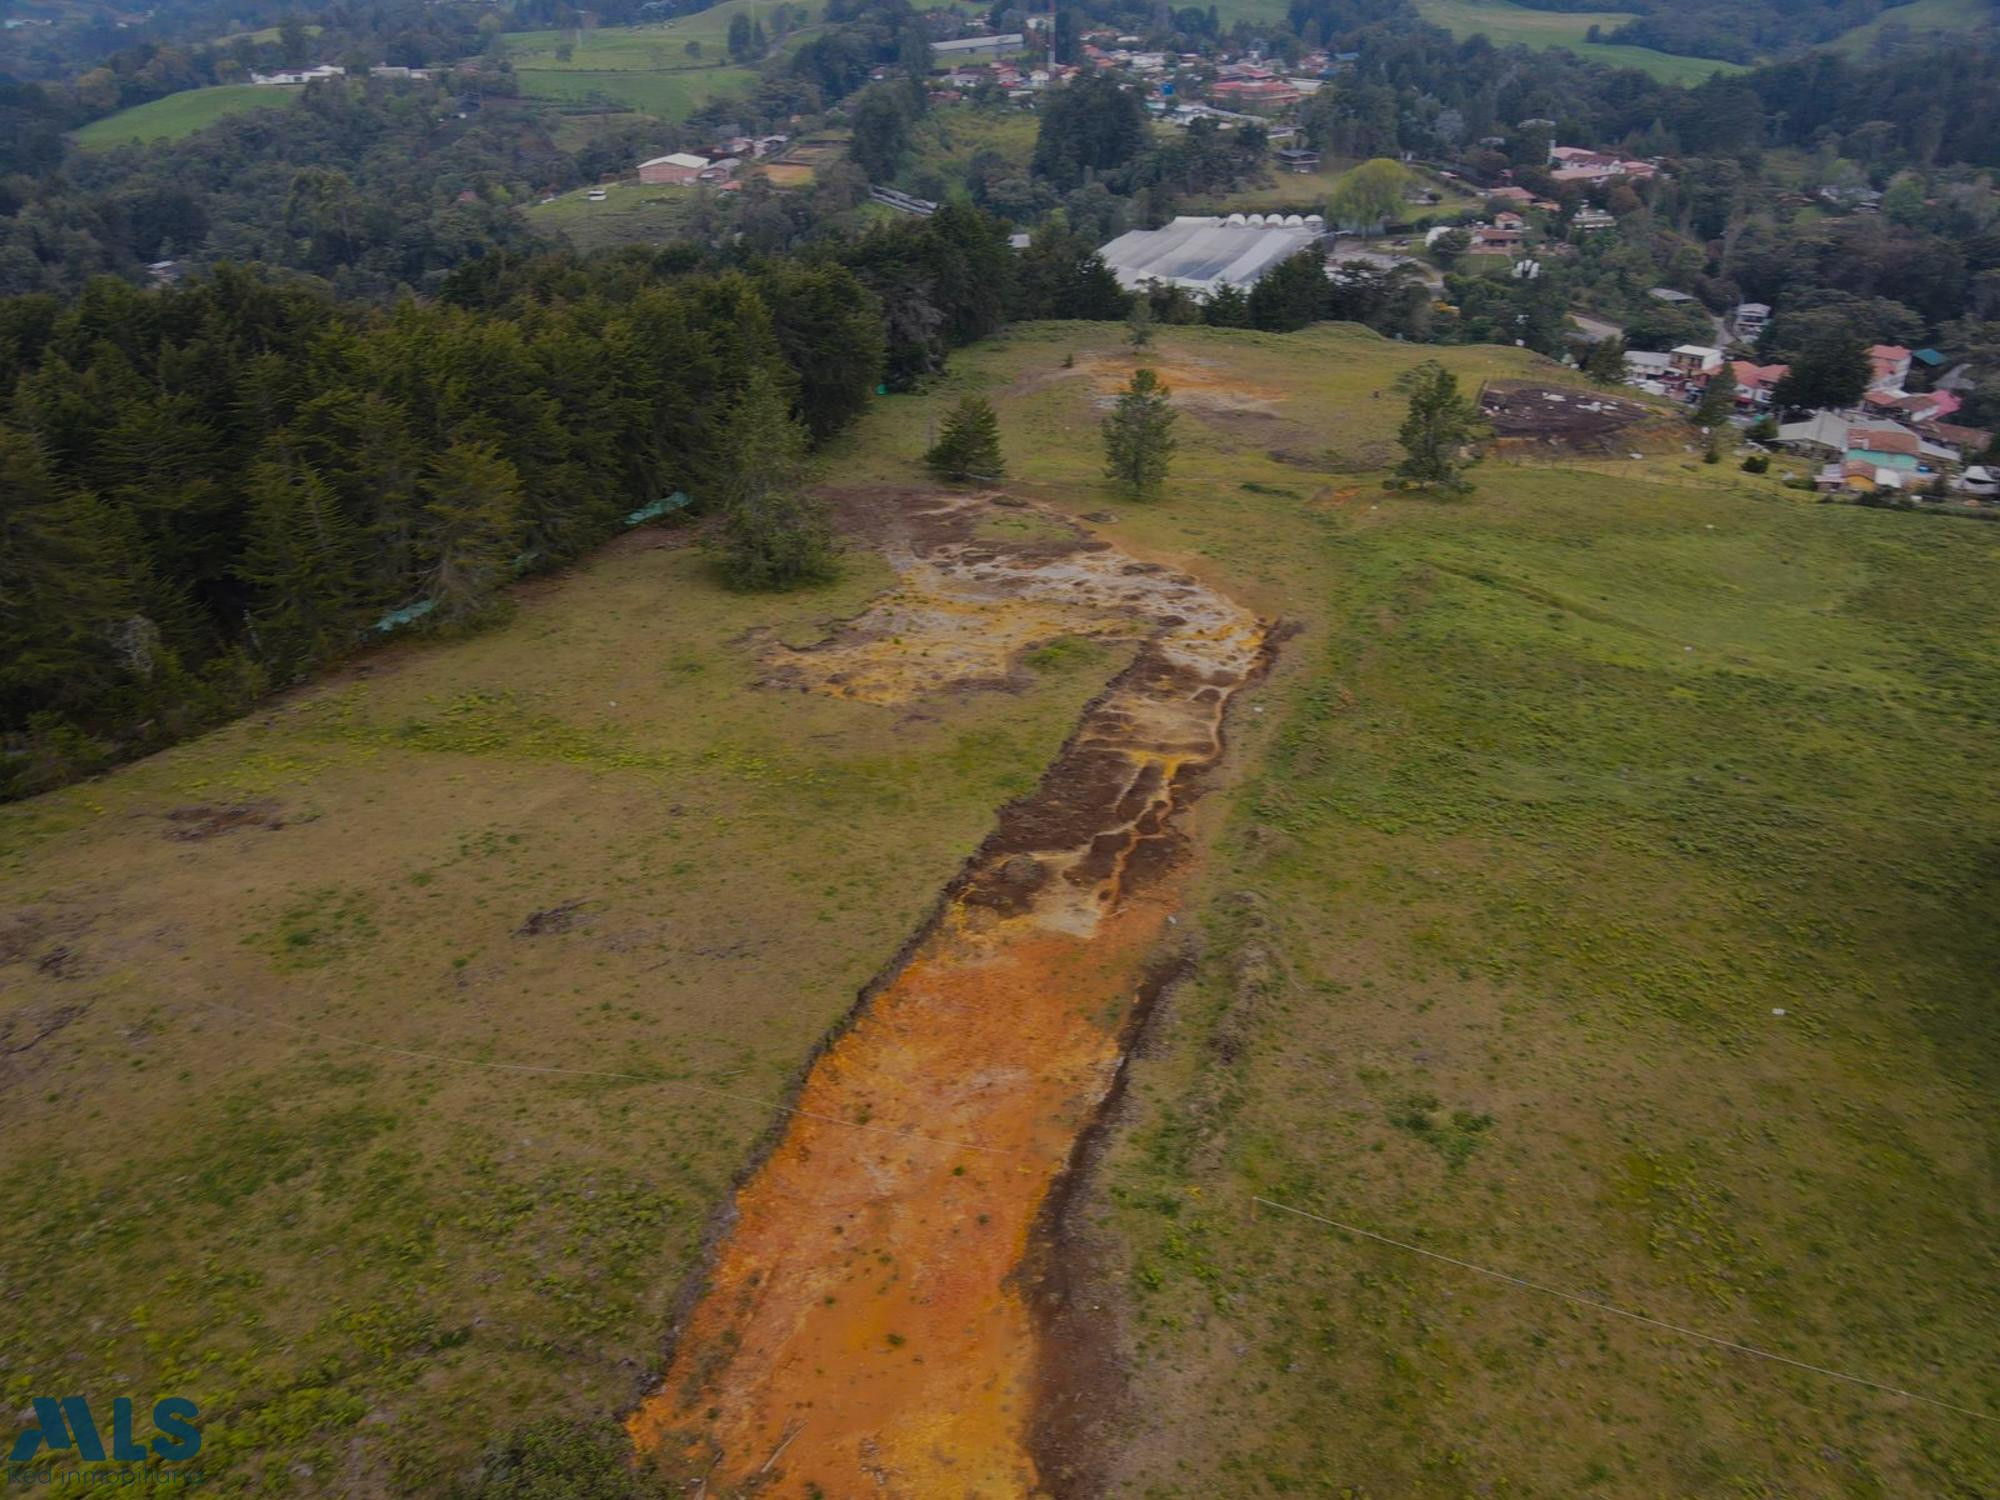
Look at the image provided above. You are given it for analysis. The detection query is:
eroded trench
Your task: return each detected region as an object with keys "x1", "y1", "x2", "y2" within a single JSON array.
[{"x1": 628, "y1": 491, "x2": 1269, "y2": 1496}]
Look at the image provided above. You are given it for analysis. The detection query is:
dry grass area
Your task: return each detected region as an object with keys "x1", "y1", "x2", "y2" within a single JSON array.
[{"x1": 0, "y1": 529, "x2": 1109, "y2": 1494}]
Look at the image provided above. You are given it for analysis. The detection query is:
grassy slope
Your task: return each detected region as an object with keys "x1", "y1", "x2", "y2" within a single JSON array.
[
  {"x1": 71, "y1": 83, "x2": 301, "y2": 147},
  {"x1": 0, "y1": 534, "x2": 1109, "y2": 1494},
  {"x1": 4, "y1": 322, "x2": 1995, "y2": 1496},
  {"x1": 1830, "y1": 0, "x2": 1996, "y2": 54},
  {"x1": 883, "y1": 323, "x2": 1995, "y2": 1498},
  {"x1": 1414, "y1": 0, "x2": 1751, "y2": 83},
  {"x1": 503, "y1": 0, "x2": 818, "y2": 119},
  {"x1": 526, "y1": 180, "x2": 711, "y2": 253}
]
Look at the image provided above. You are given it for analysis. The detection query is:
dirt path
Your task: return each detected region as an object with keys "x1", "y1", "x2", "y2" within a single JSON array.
[{"x1": 628, "y1": 492, "x2": 1268, "y2": 1496}]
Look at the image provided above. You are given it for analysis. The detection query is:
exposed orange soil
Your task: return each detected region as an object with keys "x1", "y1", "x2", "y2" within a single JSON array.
[
  {"x1": 628, "y1": 494, "x2": 1267, "y2": 1495},
  {"x1": 1071, "y1": 353, "x2": 1285, "y2": 412}
]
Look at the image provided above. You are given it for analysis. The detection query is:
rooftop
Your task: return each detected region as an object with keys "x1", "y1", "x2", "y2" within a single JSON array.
[{"x1": 1097, "y1": 215, "x2": 1323, "y2": 295}]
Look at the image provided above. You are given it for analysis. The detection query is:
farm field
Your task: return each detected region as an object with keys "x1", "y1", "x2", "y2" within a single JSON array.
[
  {"x1": 526, "y1": 180, "x2": 712, "y2": 252},
  {"x1": 1830, "y1": 0, "x2": 1996, "y2": 54},
  {"x1": 70, "y1": 83, "x2": 302, "y2": 147},
  {"x1": 502, "y1": 0, "x2": 819, "y2": 119},
  {"x1": 1413, "y1": 0, "x2": 1751, "y2": 82},
  {"x1": 4, "y1": 322, "x2": 1996, "y2": 1495}
]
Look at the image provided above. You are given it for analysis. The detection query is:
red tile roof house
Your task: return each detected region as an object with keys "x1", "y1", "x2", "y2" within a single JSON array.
[
  {"x1": 1868, "y1": 344, "x2": 1913, "y2": 392},
  {"x1": 1729, "y1": 360, "x2": 1789, "y2": 406},
  {"x1": 1866, "y1": 388, "x2": 1961, "y2": 425}
]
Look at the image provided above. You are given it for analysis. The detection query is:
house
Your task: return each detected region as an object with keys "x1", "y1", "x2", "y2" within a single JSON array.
[
  {"x1": 1925, "y1": 421, "x2": 1992, "y2": 454},
  {"x1": 1846, "y1": 426, "x2": 1922, "y2": 472},
  {"x1": 1623, "y1": 349, "x2": 1673, "y2": 393},
  {"x1": 1487, "y1": 185, "x2": 1535, "y2": 207},
  {"x1": 931, "y1": 33, "x2": 1025, "y2": 59},
  {"x1": 1470, "y1": 224, "x2": 1526, "y2": 252},
  {"x1": 252, "y1": 64, "x2": 344, "y2": 85},
  {"x1": 1958, "y1": 465, "x2": 1998, "y2": 498},
  {"x1": 637, "y1": 152, "x2": 710, "y2": 186},
  {"x1": 369, "y1": 65, "x2": 434, "y2": 79},
  {"x1": 1571, "y1": 207, "x2": 1616, "y2": 232},
  {"x1": 1669, "y1": 344, "x2": 1724, "y2": 379},
  {"x1": 1777, "y1": 410, "x2": 1856, "y2": 458},
  {"x1": 1274, "y1": 147, "x2": 1320, "y2": 173},
  {"x1": 1866, "y1": 388, "x2": 1960, "y2": 425},
  {"x1": 1731, "y1": 301, "x2": 1770, "y2": 339},
  {"x1": 1649, "y1": 287, "x2": 1696, "y2": 306},
  {"x1": 1728, "y1": 360, "x2": 1788, "y2": 406},
  {"x1": 1867, "y1": 344, "x2": 1912, "y2": 392},
  {"x1": 1493, "y1": 211, "x2": 1526, "y2": 230}
]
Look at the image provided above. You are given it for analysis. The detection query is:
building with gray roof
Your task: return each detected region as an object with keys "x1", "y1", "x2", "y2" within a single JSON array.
[{"x1": 1097, "y1": 215, "x2": 1324, "y2": 298}]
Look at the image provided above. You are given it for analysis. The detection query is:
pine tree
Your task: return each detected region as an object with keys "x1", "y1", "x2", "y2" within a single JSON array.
[
  {"x1": 239, "y1": 451, "x2": 363, "y2": 678},
  {"x1": 0, "y1": 428, "x2": 142, "y2": 727},
  {"x1": 1202, "y1": 283, "x2": 1251, "y2": 327},
  {"x1": 713, "y1": 370, "x2": 840, "y2": 590},
  {"x1": 1694, "y1": 360, "x2": 1738, "y2": 429},
  {"x1": 1584, "y1": 335, "x2": 1627, "y2": 386},
  {"x1": 1127, "y1": 296, "x2": 1155, "y2": 347},
  {"x1": 1102, "y1": 368, "x2": 1178, "y2": 500},
  {"x1": 422, "y1": 439, "x2": 523, "y2": 627},
  {"x1": 1392, "y1": 360, "x2": 1481, "y2": 495},
  {"x1": 926, "y1": 395, "x2": 1004, "y2": 483}
]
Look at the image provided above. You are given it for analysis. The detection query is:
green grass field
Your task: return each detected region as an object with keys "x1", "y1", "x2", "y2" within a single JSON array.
[
  {"x1": 4, "y1": 322, "x2": 1995, "y2": 1495},
  {"x1": 70, "y1": 83, "x2": 303, "y2": 148},
  {"x1": 1414, "y1": 0, "x2": 1751, "y2": 82},
  {"x1": 866, "y1": 323, "x2": 1995, "y2": 1498},
  {"x1": 526, "y1": 180, "x2": 710, "y2": 252},
  {"x1": 502, "y1": 1, "x2": 819, "y2": 119},
  {"x1": 1830, "y1": 0, "x2": 1996, "y2": 54}
]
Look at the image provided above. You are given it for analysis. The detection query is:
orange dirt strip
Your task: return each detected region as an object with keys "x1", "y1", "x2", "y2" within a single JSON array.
[{"x1": 628, "y1": 495, "x2": 1266, "y2": 1496}]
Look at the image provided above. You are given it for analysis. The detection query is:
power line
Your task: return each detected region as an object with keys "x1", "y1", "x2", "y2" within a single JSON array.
[{"x1": 1252, "y1": 1195, "x2": 1998, "y2": 1426}]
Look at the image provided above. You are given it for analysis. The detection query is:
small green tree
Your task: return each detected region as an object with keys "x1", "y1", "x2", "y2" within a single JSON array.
[
  {"x1": 712, "y1": 370, "x2": 840, "y2": 589},
  {"x1": 1428, "y1": 227, "x2": 1472, "y2": 270},
  {"x1": 1583, "y1": 335, "x2": 1627, "y2": 386},
  {"x1": 1694, "y1": 359, "x2": 1738, "y2": 429},
  {"x1": 1102, "y1": 368, "x2": 1178, "y2": 499},
  {"x1": 926, "y1": 395, "x2": 1004, "y2": 482},
  {"x1": 1127, "y1": 295, "x2": 1155, "y2": 347},
  {"x1": 1202, "y1": 283, "x2": 1251, "y2": 327},
  {"x1": 1391, "y1": 360, "x2": 1481, "y2": 495}
]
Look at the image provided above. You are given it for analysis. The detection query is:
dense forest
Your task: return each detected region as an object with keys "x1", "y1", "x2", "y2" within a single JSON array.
[{"x1": 0, "y1": 202, "x2": 1166, "y2": 797}]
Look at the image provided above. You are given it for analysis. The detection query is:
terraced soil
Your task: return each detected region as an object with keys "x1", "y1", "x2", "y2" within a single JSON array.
[{"x1": 628, "y1": 491, "x2": 1270, "y2": 1495}]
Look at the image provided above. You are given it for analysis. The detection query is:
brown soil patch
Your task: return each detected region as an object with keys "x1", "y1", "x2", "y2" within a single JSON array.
[
  {"x1": 627, "y1": 491, "x2": 1269, "y2": 1496},
  {"x1": 161, "y1": 802, "x2": 286, "y2": 840},
  {"x1": 756, "y1": 162, "x2": 815, "y2": 189},
  {"x1": 1479, "y1": 380, "x2": 1662, "y2": 455},
  {"x1": 1069, "y1": 354, "x2": 1286, "y2": 415}
]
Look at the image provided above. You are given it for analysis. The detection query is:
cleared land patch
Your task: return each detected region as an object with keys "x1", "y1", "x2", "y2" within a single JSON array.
[
  {"x1": 1413, "y1": 0, "x2": 1751, "y2": 82},
  {"x1": 503, "y1": 1, "x2": 819, "y2": 119},
  {"x1": 71, "y1": 83, "x2": 302, "y2": 147}
]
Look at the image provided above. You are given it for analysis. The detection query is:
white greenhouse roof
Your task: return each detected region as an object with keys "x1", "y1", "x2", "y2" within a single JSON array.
[{"x1": 1098, "y1": 215, "x2": 1323, "y2": 295}]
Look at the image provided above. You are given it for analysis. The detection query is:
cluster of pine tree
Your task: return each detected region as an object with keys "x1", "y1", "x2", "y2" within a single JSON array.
[{"x1": 0, "y1": 233, "x2": 942, "y2": 797}]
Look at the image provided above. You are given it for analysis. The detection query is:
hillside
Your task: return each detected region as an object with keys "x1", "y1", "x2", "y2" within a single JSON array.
[
  {"x1": 70, "y1": 83, "x2": 303, "y2": 147},
  {"x1": 4, "y1": 323, "x2": 1996, "y2": 1495},
  {"x1": 1411, "y1": 0, "x2": 1751, "y2": 81},
  {"x1": 502, "y1": 0, "x2": 820, "y2": 119}
]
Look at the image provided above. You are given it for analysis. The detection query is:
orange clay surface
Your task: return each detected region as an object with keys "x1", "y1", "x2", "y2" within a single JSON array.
[{"x1": 628, "y1": 495, "x2": 1266, "y2": 1494}]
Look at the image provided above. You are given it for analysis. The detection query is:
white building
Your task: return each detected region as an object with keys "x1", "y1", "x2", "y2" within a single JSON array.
[
  {"x1": 1097, "y1": 215, "x2": 1324, "y2": 297},
  {"x1": 931, "y1": 33, "x2": 1025, "y2": 60}
]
